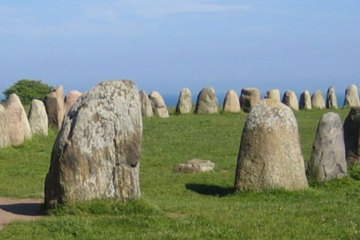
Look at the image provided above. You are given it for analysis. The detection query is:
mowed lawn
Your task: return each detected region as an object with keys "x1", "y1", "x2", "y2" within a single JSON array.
[{"x1": 0, "y1": 108, "x2": 359, "y2": 240}]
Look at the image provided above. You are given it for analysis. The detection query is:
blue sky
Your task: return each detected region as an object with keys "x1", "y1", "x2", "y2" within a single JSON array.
[{"x1": 0, "y1": 1, "x2": 359, "y2": 100}]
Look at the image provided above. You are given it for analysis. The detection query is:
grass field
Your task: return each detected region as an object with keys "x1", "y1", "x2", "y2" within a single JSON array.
[{"x1": 0, "y1": 108, "x2": 359, "y2": 239}]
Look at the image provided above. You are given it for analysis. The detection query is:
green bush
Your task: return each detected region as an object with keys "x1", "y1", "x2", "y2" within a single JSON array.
[{"x1": 3, "y1": 79, "x2": 53, "y2": 104}]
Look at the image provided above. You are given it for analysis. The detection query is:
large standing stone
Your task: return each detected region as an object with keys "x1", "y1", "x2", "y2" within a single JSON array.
[
  {"x1": 307, "y1": 112, "x2": 347, "y2": 182},
  {"x1": 28, "y1": 99, "x2": 48, "y2": 136},
  {"x1": 44, "y1": 80, "x2": 142, "y2": 209},
  {"x1": 344, "y1": 107, "x2": 360, "y2": 168},
  {"x1": 149, "y1": 91, "x2": 169, "y2": 118},
  {"x1": 0, "y1": 105, "x2": 10, "y2": 148},
  {"x1": 282, "y1": 90, "x2": 299, "y2": 111},
  {"x1": 234, "y1": 99, "x2": 308, "y2": 191},
  {"x1": 265, "y1": 89, "x2": 281, "y2": 102},
  {"x1": 139, "y1": 90, "x2": 153, "y2": 117},
  {"x1": 64, "y1": 90, "x2": 82, "y2": 113},
  {"x1": 195, "y1": 87, "x2": 219, "y2": 114},
  {"x1": 240, "y1": 88, "x2": 261, "y2": 113},
  {"x1": 299, "y1": 90, "x2": 312, "y2": 110},
  {"x1": 311, "y1": 90, "x2": 326, "y2": 109},
  {"x1": 176, "y1": 88, "x2": 192, "y2": 114},
  {"x1": 44, "y1": 86, "x2": 65, "y2": 130},
  {"x1": 223, "y1": 90, "x2": 241, "y2": 113},
  {"x1": 326, "y1": 87, "x2": 338, "y2": 109},
  {"x1": 344, "y1": 84, "x2": 360, "y2": 107},
  {"x1": 5, "y1": 94, "x2": 32, "y2": 146}
]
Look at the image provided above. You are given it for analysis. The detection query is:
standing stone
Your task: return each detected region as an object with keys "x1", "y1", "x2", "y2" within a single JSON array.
[
  {"x1": 148, "y1": 91, "x2": 169, "y2": 118},
  {"x1": 282, "y1": 90, "x2": 299, "y2": 111},
  {"x1": 139, "y1": 90, "x2": 153, "y2": 117},
  {"x1": 195, "y1": 87, "x2": 219, "y2": 114},
  {"x1": 311, "y1": 90, "x2": 326, "y2": 109},
  {"x1": 299, "y1": 90, "x2": 312, "y2": 110},
  {"x1": 234, "y1": 99, "x2": 308, "y2": 191},
  {"x1": 344, "y1": 84, "x2": 360, "y2": 107},
  {"x1": 5, "y1": 94, "x2": 32, "y2": 146},
  {"x1": 28, "y1": 99, "x2": 48, "y2": 136},
  {"x1": 240, "y1": 88, "x2": 261, "y2": 113},
  {"x1": 344, "y1": 107, "x2": 360, "y2": 168},
  {"x1": 176, "y1": 88, "x2": 192, "y2": 114},
  {"x1": 307, "y1": 112, "x2": 347, "y2": 182},
  {"x1": 223, "y1": 90, "x2": 241, "y2": 113},
  {"x1": 0, "y1": 105, "x2": 10, "y2": 148},
  {"x1": 44, "y1": 86, "x2": 65, "y2": 130},
  {"x1": 265, "y1": 89, "x2": 281, "y2": 102},
  {"x1": 64, "y1": 90, "x2": 82, "y2": 113},
  {"x1": 326, "y1": 87, "x2": 338, "y2": 109},
  {"x1": 44, "y1": 80, "x2": 142, "y2": 209}
]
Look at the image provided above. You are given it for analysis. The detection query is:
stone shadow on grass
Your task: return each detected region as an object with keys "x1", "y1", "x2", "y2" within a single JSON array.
[
  {"x1": 0, "y1": 203, "x2": 44, "y2": 216},
  {"x1": 185, "y1": 183, "x2": 234, "y2": 197}
]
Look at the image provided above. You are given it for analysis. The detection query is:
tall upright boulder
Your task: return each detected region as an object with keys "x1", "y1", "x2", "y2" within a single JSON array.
[
  {"x1": 64, "y1": 90, "x2": 82, "y2": 113},
  {"x1": 44, "y1": 80, "x2": 142, "y2": 209},
  {"x1": 5, "y1": 94, "x2": 32, "y2": 146},
  {"x1": 176, "y1": 88, "x2": 192, "y2": 114},
  {"x1": 299, "y1": 90, "x2": 312, "y2": 110},
  {"x1": 195, "y1": 87, "x2": 219, "y2": 114},
  {"x1": 326, "y1": 87, "x2": 338, "y2": 109},
  {"x1": 0, "y1": 105, "x2": 10, "y2": 148},
  {"x1": 139, "y1": 90, "x2": 153, "y2": 117},
  {"x1": 344, "y1": 84, "x2": 360, "y2": 107},
  {"x1": 44, "y1": 86, "x2": 65, "y2": 130},
  {"x1": 344, "y1": 107, "x2": 360, "y2": 168},
  {"x1": 282, "y1": 90, "x2": 299, "y2": 111},
  {"x1": 149, "y1": 91, "x2": 169, "y2": 118},
  {"x1": 307, "y1": 112, "x2": 347, "y2": 181},
  {"x1": 234, "y1": 99, "x2": 308, "y2": 191},
  {"x1": 265, "y1": 89, "x2": 281, "y2": 102},
  {"x1": 311, "y1": 90, "x2": 326, "y2": 109},
  {"x1": 240, "y1": 88, "x2": 261, "y2": 113},
  {"x1": 28, "y1": 99, "x2": 48, "y2": 136},
  {"x1": 223, "y1": 90, "x2": 241, "y2": 113}
]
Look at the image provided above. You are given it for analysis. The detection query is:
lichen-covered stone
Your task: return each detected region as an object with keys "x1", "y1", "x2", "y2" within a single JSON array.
[
  {"x1": 174, "y1": 159, "x2": 215, "y2": 173},
  {"x1": 265, "y1": 89, "x2": 281, "y2": 102},
  {"x1": 240, "y1": 88, "x2": 261, "y2": 113},
  {"x1": 344, "y1": 107, "x2": 360, "y2": 168},
  {"x1": 326, "y1": 87, "x2": 338, "y2": 109},
  {"x1": 223, "y1": 90, "x2": 240, "y2": 113},
  {"x1": 344, "y1": 84, "x2": 360, "y2": 107},
  {"x1": 299, "y1": 90, "x2": 312, "y2": 110},
  {"x1": 44, "y1": 80, "x2": 142, "y2": 209},
  {"x1": 149, "y1": 91, "x2": 169, "y2": 118},
  {"x1": 176, "y1": 88, "x2": 192, "y2": 114},
  {"x1": 307, "y1": 112, "x2": 347, "y2": 181},
  {"x1": 195, "y1": 87, "x2": 219, "y2": 114},
  {"x1": 282, "y1": 90, "x2": 299, "y2": 111},
  {"x1": 64, "y1": 90, "x2": 82, "y2": 113},
  {"x1": 44, "y1": 86, "x2": 65, "y2": 130},
  {"x1": 28, "y1": 99, "x2": 48, "y2": 136},
  {"x1": 311, "y1": 90, "x2": 326, "y2": 109},
  {"x1": 234, "y1": 99, "x2": 308, "y2": 191},
  {"x1": 139, "y1": 90, "x2": 153, "y2": 117},
  {"x1": 0, "y1": 105, "x2": 10, "y2": 148}
]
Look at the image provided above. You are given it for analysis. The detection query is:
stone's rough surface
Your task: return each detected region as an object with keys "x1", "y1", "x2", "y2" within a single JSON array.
[
  {"x1": 282, "y1": 90, "x2": 299, "y2": 110},
  {"x1": 176, "y1": 88, "x2": 192, "y2": 114},
  {"x1": 299, "y1": 91, "x2": 312, "y2": 110},
  {"x1": 174, "y1": 159, "x2": 215, "y2": 173},
  {"x1": 344, "y1": 107, "x2": 360, "y2": 168},
  {"x1": 44, "y1": 86, "x2": 65, "y2": 130},
  {"x1": 326, "y1": 87, "x2": 338, "y2": 109},
  {"x1": 149, "y1": 91, "x2": 169, "y2": 118},
  {"x1": 344, "y1": 84, "x2": 360, "y2": 107},
  {"x1": 195, "y1": 87, "x2": 219, "y2": 114},
  {"x1": 311, "y1": 90, "x2": 326, "y2": 109},
  {"x1": 28, "y1": 99, "x2": 48, "y2": 136},
  {"x1": 5, "y1": 94, "x2": 32, "y2": 146},
  {"x1": 240, "y1": 88, "x2": 261, "y2": 113},
  {"x1": 234, "y1": 99, "x2": 308, "y2": 191},
  {"x1": 0, "y1": 105, "x2": 10, "y2": 148},
  {"x1": 64, "y1": 90, "x2": 82, "y2": 113},
  {"x1": 307, "y1": 112, "x2": 347, "y2": 181},
  {"x1": 139, "y1": 90, "x2": 153, "y2": 117},
  {"x1": 44, "y1": 80, "x2": 142, "y2": 209},
  {"x1": 265, "y1": 89, "x2": 281, "y2": 102},
  {"x1": 223, "y1": 90, "x2": 241, "y2": 113}
]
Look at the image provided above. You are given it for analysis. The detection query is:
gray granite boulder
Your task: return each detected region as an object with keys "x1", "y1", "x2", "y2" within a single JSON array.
[
  {"x1": 223, "y1": 90, "x2": 241, "y2": 113},
  {"x1": 195, "y1": 87, "x2": 219, "y2": 114},
  {"x1": 240, "y1": 88, "x2": 261, "y2": 113},
  {"x1": 299, "y1": 90, "x2": 312, "y2": 110},
  {"x1": 176, "y1": 88, "x2": 192, "y2": 114},
  {"x1": 282, "y1": 90, "x2": 299, "y2": 111},
  {"x1": 326, "y1": 87, "x2": 338, "y2": 109},
  {"x1": 344, "y1": 84, "x2": 360, "y2": 107},
  {"x1": 149, "y1": 91, "x2": 169, "y2": 118},
  {"x1": 44, "y1": 86, "x2": 65, "y2": 130},
  {"x1": 311, "y1": 90, "x2": 326, "y2": 109},
  {"x1": 139, "y1": 90, "x2": 153, "y2": 117},
  {"x1": 28, "y1": 99, "x2": 48, "y2": 136}
]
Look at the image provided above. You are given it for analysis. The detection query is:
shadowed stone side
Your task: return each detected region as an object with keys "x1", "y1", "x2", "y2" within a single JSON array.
[
  {"x1": 344, "y1": 84, "x2": 360, "y2": 107},
  {"x1": 139, "y1": 90, "x2": 153, "y2": 117},
  {"x1": 299, "y1": 90, "x2": 312, "y2": 110},
  {"x1": 223, "y1": 90, "x2": 241, "y2": 113},
  {"x1": 28, "y1": 99, "x2": 48, "y2": 136},
  {"x1": 235, "y1": 99, "x2": 308, "y2": 191},
  {"x1": 195, "y1": 87, "x2": 219, "y2": 114},
  {"x1": 176, "y1": 88, "x2": 192, "y2": 114},
  {"x1": 44, "y1": 86, "x2": 65, "y2": 130},
  {"x1": 44, "y1": 80, "x2": 142, "y2": 209},
  {"x1": 326, "y1": 87, "x2": 338, "y2": 109},
  {"x1": 282, "y1": 90, "x2": 299, "y2": 111},
  {"x1": 240, "y1": 88, "x2": 261, "y2": 113},
  {"x1": 344, "y1": 107, "x2": 360, "y2": 168},
  {"x1": 149, "y1": 91, "x2": 169, "y2": 118}
]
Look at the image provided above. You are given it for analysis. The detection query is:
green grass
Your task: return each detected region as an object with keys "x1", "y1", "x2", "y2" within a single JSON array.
[{"x1": 1, "y1": 108, "x2": 360, "y2": 239}]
